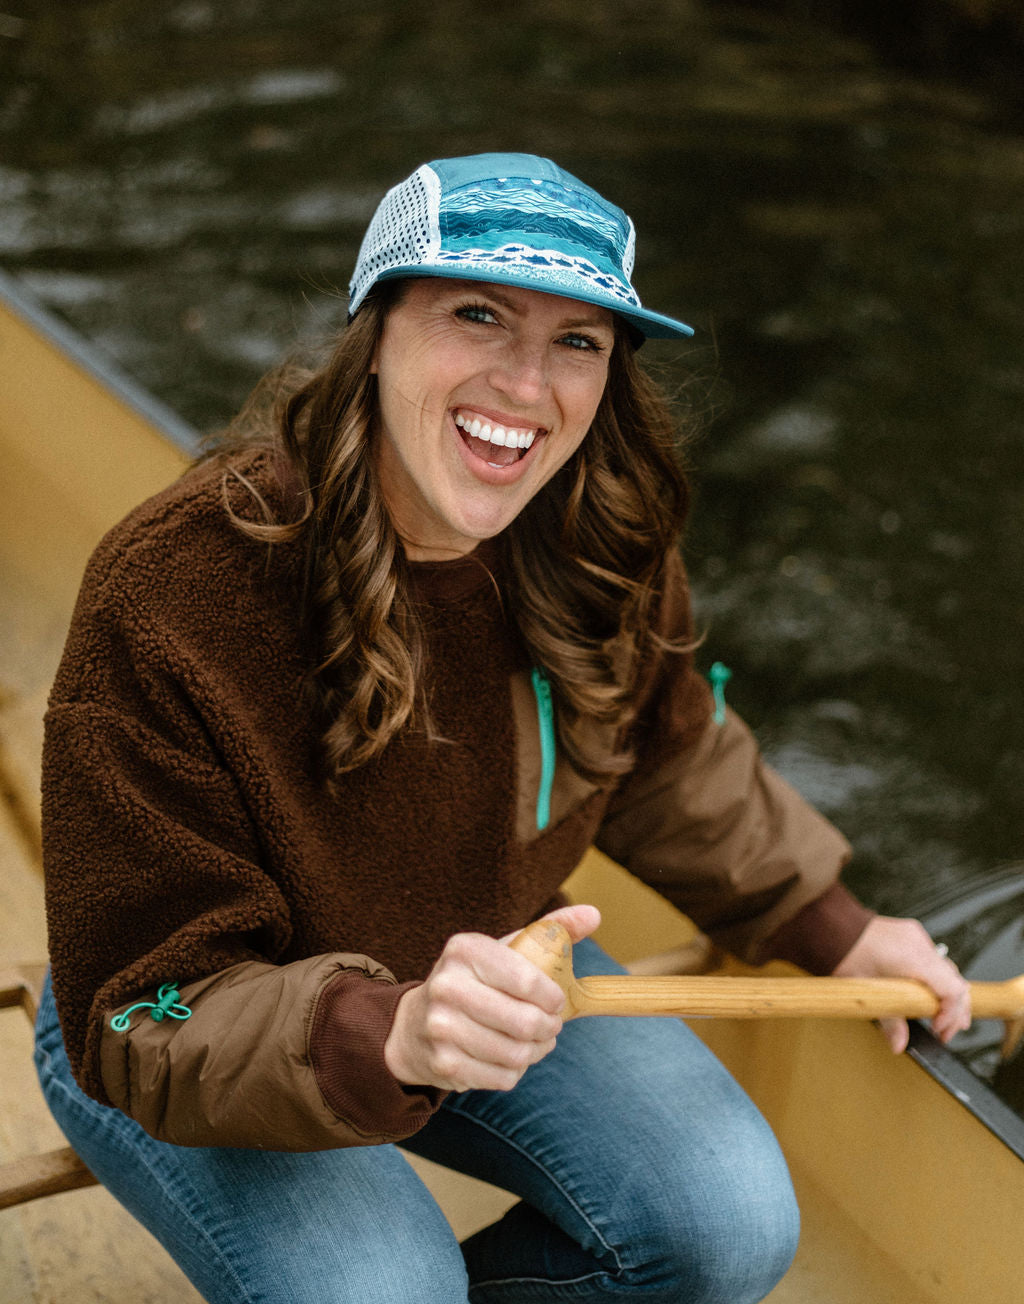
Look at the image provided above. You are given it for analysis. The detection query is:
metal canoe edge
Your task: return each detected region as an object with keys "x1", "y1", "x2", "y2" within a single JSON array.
[{"x1": 907, "y1": 1020, "x2": 1024, "y2": 1162}]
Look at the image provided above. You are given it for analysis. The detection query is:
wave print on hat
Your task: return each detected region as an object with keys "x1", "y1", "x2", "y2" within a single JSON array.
[
  {"x1": 440, "y1": 211, "x2": 625, "y2": 270},
  {"x1": 444, "y1": 181, "x2": 625, "y2": 243}
]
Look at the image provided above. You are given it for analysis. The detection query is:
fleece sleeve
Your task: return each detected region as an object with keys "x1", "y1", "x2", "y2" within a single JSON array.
[{"x1": 44, "y1": 696, "x2": 446, "y2": 1148}]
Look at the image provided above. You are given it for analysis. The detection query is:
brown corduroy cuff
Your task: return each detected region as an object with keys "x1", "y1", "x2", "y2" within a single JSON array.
[{"x1": 309, "y1": 971, "x2": 447, "y2": 1143}]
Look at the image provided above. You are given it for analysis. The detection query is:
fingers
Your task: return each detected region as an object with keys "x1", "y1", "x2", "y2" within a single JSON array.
[
  {"x1": 386, "y1": 906, "x2": 602, "y2": 1092},
  {"x1": 538, "y1": 903, "x2": 602, "y2": 945},
  {"x1": 383, "y1": 928, "x2": 571, "y2": 1093},
  {"x1": 927, "y1": 961, "x2": 973, "y2": 1045},
  {"x1": 878, "y1": 1017, "x2": 910, "y2": 1055},
  {"x1": 500, "y1": 902, "x2": 601, "y2": 949},
  {"x1": 430, "y1": 932, "x2": 567, "y2": 1023},
  {"x1": 413, "y1": 993, "x2": 559, "y2": 1092},
  {"x1": 834, "y1": 914, "x2": 972, "y2": 1051},
  {"x1": 893, "y1": 925, "x2": 971, "y2": 1045}
]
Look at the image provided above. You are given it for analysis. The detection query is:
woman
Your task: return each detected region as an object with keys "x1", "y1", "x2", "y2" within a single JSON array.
[{"x1": 36, "y1": 153, "x2": 970, "y2": 1303}]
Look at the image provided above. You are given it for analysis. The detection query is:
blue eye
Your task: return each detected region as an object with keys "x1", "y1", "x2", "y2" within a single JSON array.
[
  {"x1": 455, "y1": 303, "x2": 497, "y2": 325},
  {"x1": 561, "y1": 332, "x2": 604, "y2": 353}
]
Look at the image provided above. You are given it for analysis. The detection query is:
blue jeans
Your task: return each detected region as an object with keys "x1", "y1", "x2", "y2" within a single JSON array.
[{"x1": 35, "y1": 940, "x2": 798, "y2": 1303}]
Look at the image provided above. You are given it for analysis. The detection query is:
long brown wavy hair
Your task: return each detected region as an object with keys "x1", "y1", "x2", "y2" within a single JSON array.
[{"x1": 213, "y1": 280, "x2": 696, "y2": 781}]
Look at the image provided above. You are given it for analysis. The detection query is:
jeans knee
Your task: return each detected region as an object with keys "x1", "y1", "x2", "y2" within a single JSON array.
[
  {"x1": 620, "y1": 1147, "x2": 800, "y2": 1303},
  {"x1": 683, "y1": 1178, "x2": 799, "y2": 1303},
  {"x1": 277, "y1": 1251, "x2": 469, "y2": 1304}
]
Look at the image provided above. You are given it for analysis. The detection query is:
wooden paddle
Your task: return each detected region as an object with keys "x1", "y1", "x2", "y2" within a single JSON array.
[{"x1": 510, "y1": 919, "x2": 1024, "y2": 1052}]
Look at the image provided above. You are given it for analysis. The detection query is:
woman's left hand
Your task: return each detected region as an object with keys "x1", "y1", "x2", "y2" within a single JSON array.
[{"x1": 832, "y1": 915, "x2": 972, "y2": 1053}]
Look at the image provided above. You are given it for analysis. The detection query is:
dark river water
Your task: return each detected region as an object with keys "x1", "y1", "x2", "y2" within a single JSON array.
[{"x1": 2, "y1": 1, "x2": 1023, "y2": 1101}]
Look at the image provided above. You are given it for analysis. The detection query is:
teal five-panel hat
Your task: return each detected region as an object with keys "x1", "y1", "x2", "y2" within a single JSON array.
[{"x1": 348, "y1": 153, "x2": 693, "y2": 341}]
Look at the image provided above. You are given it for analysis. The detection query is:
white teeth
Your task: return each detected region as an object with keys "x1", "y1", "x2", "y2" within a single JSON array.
[{"x1": 454, "y1": 410, "x2": 538, "y2": 450}]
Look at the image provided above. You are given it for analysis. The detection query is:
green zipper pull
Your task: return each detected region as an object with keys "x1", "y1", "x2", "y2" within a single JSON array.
[
  {"x1": 530, "y1": 666, "x2": 556, "y2": 832},
  {"x1": 110, "y1": 982, "x2": 193, "y2": 1032},
  {"x1": 708, "y1": 661, "x2": 732, "y2": 725}
]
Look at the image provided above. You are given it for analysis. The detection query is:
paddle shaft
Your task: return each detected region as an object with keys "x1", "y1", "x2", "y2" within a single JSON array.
[
  {"x1": 558, "y1": 973, "x2": 1024, "y2": 1021},
  {"x1": 509, "y1": 920, "x2": 1024, "y2": 1022}
]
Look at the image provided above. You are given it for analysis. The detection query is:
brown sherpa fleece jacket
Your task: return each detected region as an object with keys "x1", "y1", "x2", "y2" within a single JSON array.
[{"x1": 42, "y1": 453, "x2": 870, "y2": 1151}]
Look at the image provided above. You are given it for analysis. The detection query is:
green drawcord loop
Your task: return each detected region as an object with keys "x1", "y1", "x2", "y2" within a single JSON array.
[
  {"x1": 110, "y1": 983, "x2": 192, "y2": 1032},
  {"x1": 531, "y1": 666, "x2": 556, "y2": 832},
  {"x1": 708, "y1": 661, "x2": 732, "y2": 725}
]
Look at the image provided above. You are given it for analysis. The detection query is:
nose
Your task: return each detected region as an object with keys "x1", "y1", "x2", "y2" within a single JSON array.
[{"x1": 486, "y1": 337, "x2": 550, "y2": 409}]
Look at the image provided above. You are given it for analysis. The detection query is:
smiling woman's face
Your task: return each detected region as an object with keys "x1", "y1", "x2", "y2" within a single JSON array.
[{"x1": 371, "y1": 278, "x2": 615, "y2": 561}]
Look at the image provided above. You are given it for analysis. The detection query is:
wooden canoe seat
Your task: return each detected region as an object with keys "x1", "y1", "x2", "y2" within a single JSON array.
[{"x1": 0, "y1": 963, "x2": 99, "y2": 1209}]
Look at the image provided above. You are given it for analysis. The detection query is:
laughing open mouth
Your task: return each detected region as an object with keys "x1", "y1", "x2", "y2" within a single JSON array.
[{"x1": 454, "y1": 409, "x2": 541, "y2": 468}]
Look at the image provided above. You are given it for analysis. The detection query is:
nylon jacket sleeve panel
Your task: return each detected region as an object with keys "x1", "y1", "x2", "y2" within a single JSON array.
[
  {"x1": 594, "y1": 707, "x2": 853, "y2": 965},
  {"x1": 101, "y1": 958, "x2": 445, "y2": 1150}
]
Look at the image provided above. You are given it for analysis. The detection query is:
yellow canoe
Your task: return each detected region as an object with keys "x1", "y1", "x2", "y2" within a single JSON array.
[{"x1": 2, "y1": 267, "x2": 1022, "y2": 1304}]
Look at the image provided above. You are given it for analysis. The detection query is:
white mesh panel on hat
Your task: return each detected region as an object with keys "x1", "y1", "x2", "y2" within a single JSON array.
[{"x1": 349, "y1": 164, "x2": 442, "y2": 312}]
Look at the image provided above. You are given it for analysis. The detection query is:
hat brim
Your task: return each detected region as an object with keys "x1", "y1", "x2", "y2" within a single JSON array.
[{"x1": 365, "y1": 264, "x2": 694, "y2": 341}]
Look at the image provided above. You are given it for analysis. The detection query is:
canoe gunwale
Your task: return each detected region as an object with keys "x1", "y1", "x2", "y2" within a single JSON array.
[{"x1": 907, "y1": 1020, "x2": 1024, "y2": 1161}]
